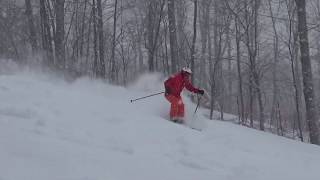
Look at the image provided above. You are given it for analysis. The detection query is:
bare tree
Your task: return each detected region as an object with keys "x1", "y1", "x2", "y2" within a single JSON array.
[
  {"x1": 39, "y1": 0, "x2": 54, "y2": 67},
  {"x1": 97, "y1": 0, "x2": 105, "y2": 78},
  {"x1": 167, "y1": 0, "x2": 178, "y2": 73},
  {"x1": 267, "y1": 0, "x2": 280, "y2": 127},
  {"x1": 285, "y1": 0, "x2": 303, "y2": 141},
  {"x1": 92, "y1": 0, "x2": 98, "y2": 77},
  {"x1": 199, "y1": 0, "x2": 209, "y2": 88},
  {"x1": 235, "y1": 15, "x2": 245, "y2": 124},
  {"x1": 25, "y1": 0, "x2": 37, "y2": 54},
  {"x1": 54, "y1": 0, "x2": 66, "y2": 70},
  {"x1": 295, "y1": 0, "x2": 320, "y2": 144},
  {"x1": 176, "y1": 0, "x2": 187, "y2": 67},
  {"x1": 190, "y1": 0, "x2": 197, "y2": 84},
  {"x1": 146, "y1": 0, "x2": 165, "y2": 72},
  {"x1": 111, "y1": 0, "x2": 118, "y2": 82}
]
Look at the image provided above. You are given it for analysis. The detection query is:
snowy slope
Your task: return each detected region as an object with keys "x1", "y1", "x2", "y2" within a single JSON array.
[{"x1": 0, "y1": 71, "x2": 320, "y2": 180}]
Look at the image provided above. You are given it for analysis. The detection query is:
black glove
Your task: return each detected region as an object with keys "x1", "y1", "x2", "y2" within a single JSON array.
[
  {"x1": 165, "y1": 87, "x2": 171, "y2": 95},
  {"x1": 198, "y1": 89, "x2": 204, "y2": 95}
]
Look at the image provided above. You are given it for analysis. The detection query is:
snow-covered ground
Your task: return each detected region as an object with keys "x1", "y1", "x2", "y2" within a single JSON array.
[{"x1": 0, "y1": 69, "x2": 320, "y2": 180}]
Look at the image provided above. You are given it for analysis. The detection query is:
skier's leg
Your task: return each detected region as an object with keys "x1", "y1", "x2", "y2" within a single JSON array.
[
  {"x1": 165, "y1": 95, "x2": 180, "y2": 121},
  {"x1": 177, "y1": 98, "x2": 185, "y2": 123}
]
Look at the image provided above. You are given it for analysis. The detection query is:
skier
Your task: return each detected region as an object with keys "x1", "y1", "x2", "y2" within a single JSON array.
[{"x1": 164, "y1": 67, "x2": 204, "y2": 123}]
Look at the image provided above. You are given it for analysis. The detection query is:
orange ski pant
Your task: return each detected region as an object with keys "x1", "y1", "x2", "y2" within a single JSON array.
[{"x1": 165, "y1": 94, "x2": 184, "y2": 119}]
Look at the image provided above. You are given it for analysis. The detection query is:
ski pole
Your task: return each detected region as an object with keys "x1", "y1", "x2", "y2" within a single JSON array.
[
  {"x1": 194, "y1": 94, "x2": 202, "y2": 114},
  {"x1": 130, "y1": 91, "x2": 165, "y2": 103},
  {"x1": 189, "y1": 94, "x2": 203, "y2": 131}
]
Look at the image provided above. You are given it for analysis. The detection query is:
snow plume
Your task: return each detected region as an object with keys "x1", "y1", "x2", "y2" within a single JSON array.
[
  {"x1": 0, "y1": 57, "x2": 47, "y2": 78},
  {"x1": 127, "y1": 72, "x2": 169, "y2": 118},
  {"x1": 0, "y1": 59, "x2": 20, "y2": 74},
  {"x1": 128, "y1": 72, "x2": 165, "y2": 92}
]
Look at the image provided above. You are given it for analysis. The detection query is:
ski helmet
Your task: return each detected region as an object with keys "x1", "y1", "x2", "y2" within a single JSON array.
[{"x1": 182, "y1": 67, "x2": 192, "y2": 74}]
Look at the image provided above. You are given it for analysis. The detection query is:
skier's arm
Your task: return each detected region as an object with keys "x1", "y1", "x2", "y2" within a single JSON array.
[
  {"x1": 164, "y1": 78, "x2": 173, "y2": 94},
  {"x1": 184, "y1": 77, "x2": 200, "y2": 93}
]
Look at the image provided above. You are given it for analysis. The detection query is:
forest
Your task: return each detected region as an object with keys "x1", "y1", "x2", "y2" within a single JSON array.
[{"x1": 0, "y1": 0, "x2": 320, "y2": 145}]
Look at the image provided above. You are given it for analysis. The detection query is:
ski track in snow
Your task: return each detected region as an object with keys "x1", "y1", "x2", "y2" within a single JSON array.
[{"x1": 0, "y1": 72, "x2": 320, "y2": 180}]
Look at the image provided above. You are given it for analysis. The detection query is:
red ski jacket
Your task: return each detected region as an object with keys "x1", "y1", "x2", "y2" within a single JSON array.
[{"x1": 164, "y1": 72, "x2": 200, "y2": 97}]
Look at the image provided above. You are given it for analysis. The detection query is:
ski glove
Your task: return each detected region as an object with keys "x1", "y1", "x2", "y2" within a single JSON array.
[
  {"x1": 165, "y1": 87, "x2": 171, "y2": 95},
  {"x1": 198, "y1": 89, "x2": 204, "y2": 95}
]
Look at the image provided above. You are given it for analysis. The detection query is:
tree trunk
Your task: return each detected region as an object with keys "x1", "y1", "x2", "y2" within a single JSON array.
[
  {"x1": 111, "y1": 0, "x2": 118, "y2": 82},
  {"x1": 147, "y1": 1, "x2": 155, "y2": 72},
  {"x1": 295, "y1": 0, "x2": 320, "y2": 145},
  {"x1": 25, "y1": 0, "x2": 37, "y2": 54},
  {"x1": 176, "y1": 0, "x2": 187, "y2": 66},
  {"x1": 245, "y1": 0, "x2": 264, "y2": 130},
  {"x1": 167, "y1": 0, "x2": 178, "y2": 73},
  {"x1": 97, "y1": 0, "x2": 105, "y2": 78},
  {"x1": 54, "y1": 0, "x2": 65, "y2": 70},
  {"x1": 254, "y1": 0, "x2": 264, "y2": 131},
  {"x1": 286, "y1": 0, "x2": 304, "y2": 141},
  {"x1": 226, "y1": 25, "x2": 232, "y2": 112},
  {"x1": 39, "y1": 0, "x2": 54, "y2": 67},
  {"x1": 290, "y1": 41, "x2": 304, "y2": 141},
  {"x1": 79, "y1": 1, "x2": 88, "y2": 57},
  {"x1": 235, "y1": 18, "x2": 245, "y2": 124},
  {"x1": 147, "y1": 0, "x2": 165, "y2": 72},
  {"x1": 249, "y1": 76, "x2": 254, "y2": 127},
  {"x1": 92, "y1": 0, "x2": 98, "y2": 77},
  {"x1": 268, "y1": 0, "x2": 280, "y2": 128},
  {"x1": 190, "y1": 0, "x2": 197, "y2": 84},
  {"x1": 254, "y1": 70, "x2": 265, "y2": 131},
  {"x1": 199, "y1": 0, "x2": 209, "y2": 87}
]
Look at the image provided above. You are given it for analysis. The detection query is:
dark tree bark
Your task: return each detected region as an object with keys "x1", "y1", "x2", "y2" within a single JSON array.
[
  {"x1": 97, "y1": 0, "x2": 105, "y2": 78},
  {"x1": 25, "y1": 0, "x2": 37, "y2": 54},
  {"x1": 190, "y1": 0, "x2": 197, "y2": 84},
  {"x1": 268, "y1": 0, "x2": 280, "y2": 127},
  {"x1": 286, "y1": 0, "x2": 303, "y2": 141},
  {"x1": 54, "y1": 0, "x2": 65, "y2": 70},
  {"x1": 92, "y1": 0, "x2": 98, "y2": 77},
  {"x1": 213, "y1": 0, "x2": 224, "y2": 120},
  {"x1": 199, "y1": 0, "x2": 209, "y2": 87},
  {"x1": 235, "y1": 18, "x2": 245, "y2": 124},
  {"x1": 39, "y1": 0, "x2": 54, "y2": 67},
  {"x1": 147, "y1": 1, "x2": 155, "y2": 72},
  {"x1": 253, "y1": 0, "x2": 264, "y2": 131},
  {"x1": 176, "y1": 0, "x2": 187, "y2": 66},
  {"x1": 295, "y1": 0, "x2": 320, "y2": 145},
  {"x1": 241, "y1": 0, "x2": 264, "y2": 130},
  {"x1": 167, "y1": 0, "x2": 178, "y2": 73},
  {"x1": 79, "y1": 1, "x2": 88, "y2": 57},
  {"x1": 111, "y1": 0, "x2": 118, "y2": 82},
  {"x1": 147, "y1": 0, "x2": 165, "y2": 72},
  {"x1": 226, "y1": 24, "x2": 232, "y2": 112}
]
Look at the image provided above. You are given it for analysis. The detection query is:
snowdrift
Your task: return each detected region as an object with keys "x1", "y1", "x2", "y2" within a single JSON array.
[{"x1": 0, "y1": 70, "x2": 320, "y2": 180}]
